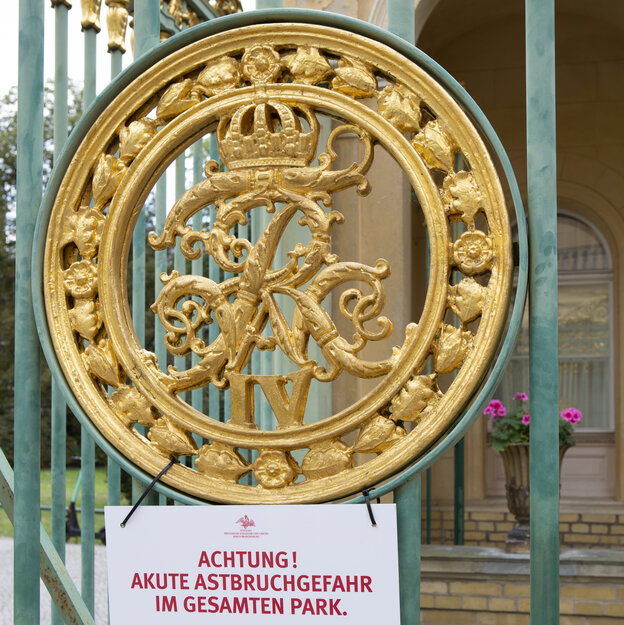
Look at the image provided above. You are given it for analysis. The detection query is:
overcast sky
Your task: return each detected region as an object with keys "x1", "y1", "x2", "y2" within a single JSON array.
[{"x1": 2, "y1": 2, "x2": 256, "y2": 98}]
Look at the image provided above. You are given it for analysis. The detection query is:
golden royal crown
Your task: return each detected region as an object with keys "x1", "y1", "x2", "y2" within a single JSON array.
[{"x1": 217, "y1": 100, "x2": 320, "y2": 170}]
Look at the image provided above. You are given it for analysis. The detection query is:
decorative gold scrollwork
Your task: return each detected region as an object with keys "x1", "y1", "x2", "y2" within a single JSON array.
[{"x1": 43, "y1": 24, "x2": 512, "y2": 503}]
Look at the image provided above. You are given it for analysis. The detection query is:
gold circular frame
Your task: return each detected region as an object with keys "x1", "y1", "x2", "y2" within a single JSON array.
[{"x1": 44, "y1": 24, "x2": 512, "y2": 503}]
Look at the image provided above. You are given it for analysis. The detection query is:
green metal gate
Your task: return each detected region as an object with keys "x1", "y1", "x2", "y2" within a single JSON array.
[{"x1": 3, "y1": 1, "x2": 559, "y2": 624}]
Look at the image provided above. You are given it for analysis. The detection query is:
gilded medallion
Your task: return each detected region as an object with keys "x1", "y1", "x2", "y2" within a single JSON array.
[{"x1": 42, "y1": 23, "x2": 513, "y2": 503}]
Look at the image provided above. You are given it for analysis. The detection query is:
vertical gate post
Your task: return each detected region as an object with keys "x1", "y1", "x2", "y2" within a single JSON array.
[
  {"x1": 51, "y1": 2, "x2": 70, "y2": 623},
  {"x1": 395, "y1": 476, "x2": 421, "y2": 624},
  {"x1": 81, "y1": 17, "x2": 99, "y2": 614},
  {"x1": 526, "y1": 0, "x2": 559, "y2": 623},
  {"x1": 131, "y1": 0, "x2": 161, "y2": 501},
  {"x1": 15, "y1": 1, "x2": 44, "y2": 623},
  {"x1": 387, "y1": 4, "x2": 421, "y2": 624}
]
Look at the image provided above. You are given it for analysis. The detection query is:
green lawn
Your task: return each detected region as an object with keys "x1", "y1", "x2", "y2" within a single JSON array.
[{"x1": 0, "y1": 466, "x2": 127, "y2": 539}]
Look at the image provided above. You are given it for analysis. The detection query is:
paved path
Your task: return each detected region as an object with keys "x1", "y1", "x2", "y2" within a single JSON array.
[{"x1": 0, "y1": 537, "x2": 109, "y2": 624}]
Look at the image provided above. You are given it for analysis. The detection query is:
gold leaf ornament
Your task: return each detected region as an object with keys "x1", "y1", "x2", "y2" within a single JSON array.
[
  {"x1": 447, "y1": 277, "x2": 487, "y2": 323},
  {"x1": 92, "y1": 153, "x2": 126, "y2": 209},
  {"x1": 351, "y1": 414, "x2": 406, "y2": 454},
  {"x1": 442, "y1": 170, "x2": 482, "y2": 228},
  {"x1": 252, "y1": 450, "x2": 299, "y2": 489},
  {"x1": 157, "y1": 80, "x2": 200, "y2": 119},
  {"x1": 148, "y1": 418, "x2": 199, "y2": 457},
  {"x1": 69, "y1": 206, "x2": 105, "y2": 260},
  {"x1": 119, "y1": 118, "x2": 158, "y2": 164},
  {"x1": 411, "y1": 120, "x2": 457, "y2": 172},
  {"x1": 68, "y1": 299, "x2": 102, "y2": 340},
  {"x1": 453, "y1": 230, "x2": 494, "y2": 274},
  {"x1": 377, "y1": 84, "x2": 421, "y2": 132},
  {"x1": 111, "y1": 385, "x2": 157, "y2": 427},
  {"x1": 82, "y1": 338, "x2": 123, "y2": 387},
  {"x1": 195, "y1": 56, "x2": 242, "y2": 97},
  {"x1": 332, "y1": 58, "x2": 377, "y2": 98},
  {"x1": 433, "y1": 324, "x2": 473, "y2": 374},
  {"x1": 391, "y1": 374, "x2": 437, "y2": 422},
  {"x1": 301, "y1": 440, "x2": 353, "y2": 480},
  {"x1": 195, "y1": 442, "x2": 250, "y2": 481},
  {"x1": 283, "y1": 46, "x2": 333, "y2": 85}
]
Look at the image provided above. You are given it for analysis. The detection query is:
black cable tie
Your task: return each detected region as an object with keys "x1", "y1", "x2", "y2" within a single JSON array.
[
  {"x1": 120, "y1": 456, "x2": 177, "y2": 528},
  {"x1": 362, "y1": 489, "x2": 377, "y2": 527}
]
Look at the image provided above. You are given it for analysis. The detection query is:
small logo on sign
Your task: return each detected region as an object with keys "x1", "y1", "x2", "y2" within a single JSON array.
[
  {"x1": 236, "y1": 515, "x2": 256, "y2": 530},
  {"x1": 224, "y1": 514, "x2": 267, "y2": 538}
]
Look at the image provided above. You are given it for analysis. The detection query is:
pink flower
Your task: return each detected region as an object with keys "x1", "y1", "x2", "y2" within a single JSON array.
[
  {"x1": 560, "y1": 407, "x2": 582, "y2": 425},
  {"x1": 522, "y1": 413, "x2": 530, "y2": 425},
  {"x1": 513, "y1": 392, "x2": 528, "y2": 401},
  {"x1": 484, "y1": 399, "x2": 506, "y2": 419}
]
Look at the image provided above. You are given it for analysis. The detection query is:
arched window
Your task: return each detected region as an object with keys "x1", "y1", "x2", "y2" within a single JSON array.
[{"x1": 499, "y1": 212, "x2": 613, "y2": 430}]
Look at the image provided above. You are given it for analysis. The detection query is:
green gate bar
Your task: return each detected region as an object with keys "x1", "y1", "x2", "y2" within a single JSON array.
[
  {"x1": 526, "y1": 0, "x2": 560, "y2": 622},
  {"x1": 81, "y1": 20, "x2": 99, "y2": 615},
  {"x1": 107, "y1": 1, "x2": 126, "y2": 522},
  {"x1": 15, "y1": 0, "x2": 44, "y2": 622},
  {"x1": 387, "y1": 2, "x2": 422, "y2": 623},
  {"x1": 51, "y1": 2, "x2": 70, "y2": 624},
  {"x1": 453, "y1": 439, "x2": 464, "y2": 545},
  {"x1": 131, "y1": 0, "x2": 161, "y2": 502}
]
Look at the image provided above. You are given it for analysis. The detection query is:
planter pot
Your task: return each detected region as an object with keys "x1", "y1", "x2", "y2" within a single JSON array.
[{"x1": 499, "y1": 443, "x2": 570, "y2": 553}]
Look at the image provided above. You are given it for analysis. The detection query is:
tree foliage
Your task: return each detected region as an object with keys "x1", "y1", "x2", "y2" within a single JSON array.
[{"x1": 0, "y1": 81, "x2": 83, "y2": 466}]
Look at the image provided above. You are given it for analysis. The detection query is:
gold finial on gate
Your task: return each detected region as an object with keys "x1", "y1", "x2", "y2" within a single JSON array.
[
  {"x1": 105, "y1": 0, "x2": 129, "y2": 53},
  {"x1": 80, "y1": 0, "x2": 102, "y2": 32},
  {"x1": 209, "y1": 0, "x2": 243, "y2": 16}
]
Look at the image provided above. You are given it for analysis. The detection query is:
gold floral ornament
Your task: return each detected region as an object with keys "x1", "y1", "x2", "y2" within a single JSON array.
[
  {"x1": 92, "y1": 154, "x2": 126, "y2": 210},
  {"x1": 453, "y1": 230, "x2": 494, "y2": 274},
  {"x1": 252, "y1": 451, "x2": 299, "y2": 489},
  {"x1": 241, "y1": 45, "x2": 281, "y2": 84},
  {"x1": 43, "y1": 24, "x2": 513, "y2": 504},
  {"x1": 64, "y1": 260, "x2": 98, "y2": 299}
]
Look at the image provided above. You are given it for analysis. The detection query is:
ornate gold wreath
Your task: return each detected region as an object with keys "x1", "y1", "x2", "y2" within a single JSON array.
[{"x1": 44, "y1": 24, "x2": 512, "y2": 503}]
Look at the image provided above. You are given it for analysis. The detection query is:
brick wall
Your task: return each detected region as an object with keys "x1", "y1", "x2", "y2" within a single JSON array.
[
  {"x1": 424, "y1": 506, "x2": 624, "y2": 550},
  {"x1": 420, "y1": 546, "x2": 624, "y2": 624}
]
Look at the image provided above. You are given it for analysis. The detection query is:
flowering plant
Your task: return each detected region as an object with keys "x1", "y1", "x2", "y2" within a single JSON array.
[{"x1": 485, "y1": 392, "x2": 582, "y2": 452}]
